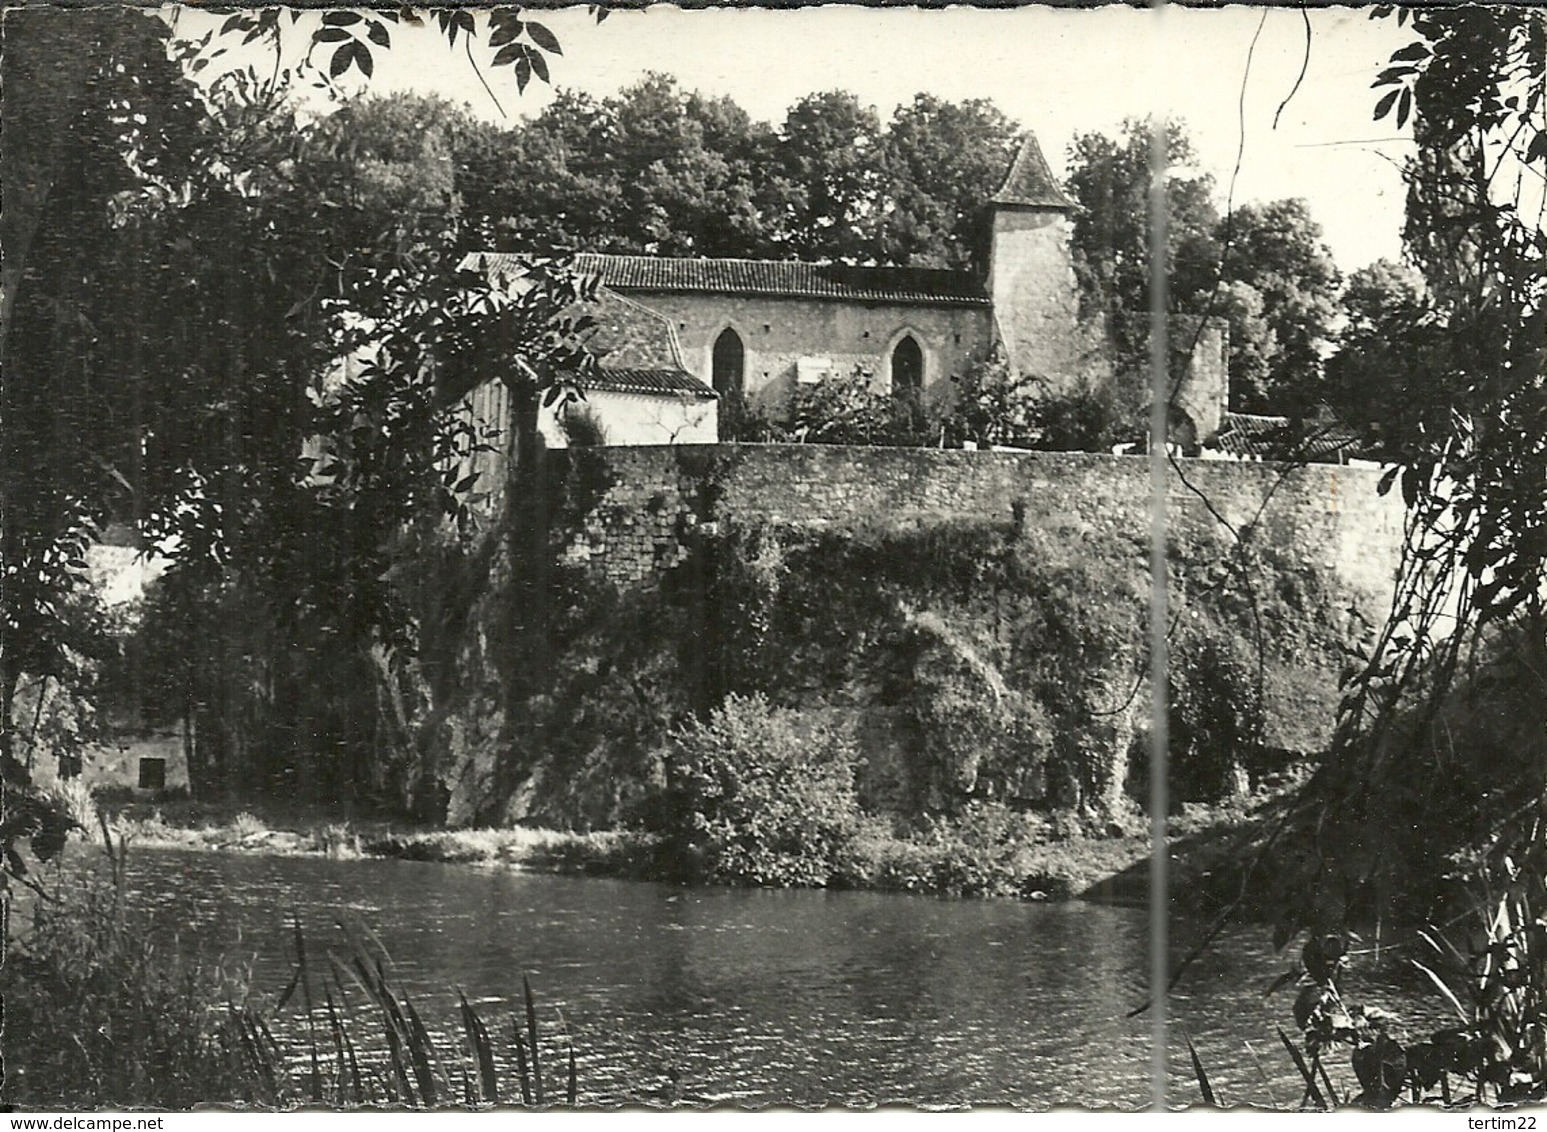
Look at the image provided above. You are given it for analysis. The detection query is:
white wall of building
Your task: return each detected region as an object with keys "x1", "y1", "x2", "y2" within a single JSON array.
[{"x1": 542, "y1": 389, "x2": 718, "y2": 448}]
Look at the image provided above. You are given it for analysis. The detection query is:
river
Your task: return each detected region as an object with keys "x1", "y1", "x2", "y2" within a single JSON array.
[{"x1": 86, "y1": 847, "x2": 1437, "y2": 1108}]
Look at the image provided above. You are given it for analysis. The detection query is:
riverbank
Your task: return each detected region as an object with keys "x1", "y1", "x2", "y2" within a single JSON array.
[{"x1": 92, "y1": 788, "x2": 1285, "y2": 911}]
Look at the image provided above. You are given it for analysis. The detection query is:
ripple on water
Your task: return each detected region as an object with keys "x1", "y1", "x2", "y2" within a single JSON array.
[{"x1": 101, "y1": 847, "x2": 1435, "y2": 1108}]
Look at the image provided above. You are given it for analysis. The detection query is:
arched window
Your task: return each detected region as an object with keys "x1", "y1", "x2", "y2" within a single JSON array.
[
  {"x1": 712, "y1": 328, "x2": 744, "y2": 400},
  {"x1": 712, "y1": 328, "x2": 745, "y2": 440},
  {"x1": 891, "y1": 335, "x2": 923, "y2": 402}
]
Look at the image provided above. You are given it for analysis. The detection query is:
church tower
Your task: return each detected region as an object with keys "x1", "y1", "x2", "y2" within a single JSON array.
[{"x1": 986, "y1": 134, "x2": 1084, "y2": 385}]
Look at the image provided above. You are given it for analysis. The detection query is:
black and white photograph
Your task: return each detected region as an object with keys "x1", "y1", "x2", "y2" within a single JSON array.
[{"x1": 2, "y1": 0, "x2": 1544, "y2": 1112}]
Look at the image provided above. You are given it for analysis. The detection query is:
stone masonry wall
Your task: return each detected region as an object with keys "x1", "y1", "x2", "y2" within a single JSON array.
[
  {"x1": 556, "y1": 444, "x2": 1404, "y2": 620},
  {"x1": 617, "y1": 293, "x2": 994, "y2": 408},
  {"x1": 987, "y1": 208, "x2": 1088, "y2": 384}
]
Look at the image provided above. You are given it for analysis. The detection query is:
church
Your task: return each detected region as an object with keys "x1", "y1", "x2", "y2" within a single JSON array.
[{"x1": 466, "y1": 132, "x2": 1229, "y2": 450}]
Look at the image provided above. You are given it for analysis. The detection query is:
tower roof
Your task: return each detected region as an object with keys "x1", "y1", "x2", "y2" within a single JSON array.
[{"x1": 991, "y1": 133, "x2": 1075, "y2": 210}]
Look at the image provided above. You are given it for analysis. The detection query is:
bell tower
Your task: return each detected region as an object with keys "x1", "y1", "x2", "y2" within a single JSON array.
[{"x1": 986, "y1": 134, "x2": 1083, "y2": 385}]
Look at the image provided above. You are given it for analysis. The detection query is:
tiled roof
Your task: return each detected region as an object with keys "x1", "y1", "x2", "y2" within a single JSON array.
[
  {"x1": 464, "y1": 250, "x2": 989, "y2": 306},
  {"x1": 575, "y1": 367, "x2": 716, "y2": 399},
  {"x1": 991, "y1": 133, "x2": 1075, "y2": 210},
  {"x1": 585, "y1": 289, "x2": 686, "y2": 371},
  {"x1": 570, "y1": 254, "x2": 990, "y2": 306},
  {"x1": 1210, "y1": 412, "x2": 1369, "y2": 463}
]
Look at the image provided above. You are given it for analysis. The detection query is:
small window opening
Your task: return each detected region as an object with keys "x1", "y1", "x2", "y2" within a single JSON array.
[{"x1": 139, "y1": 757, "x2": 167, "y2": 790}]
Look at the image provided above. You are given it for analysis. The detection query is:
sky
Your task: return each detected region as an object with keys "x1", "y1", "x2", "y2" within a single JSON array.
[{"x1": 172, "y1": 4, "x2": 1421, "y2": 273}]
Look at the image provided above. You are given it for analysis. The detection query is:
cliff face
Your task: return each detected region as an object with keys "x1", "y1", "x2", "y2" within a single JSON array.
[{"x1": 408, "y1": 445, "x2": 1401, "y2": 831}]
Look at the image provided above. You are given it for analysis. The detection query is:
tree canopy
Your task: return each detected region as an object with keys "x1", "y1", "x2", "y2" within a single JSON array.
[
  {"x1": 0, "y1": 6, "x2": 589, "y2": 824},
  {"x1": 1274, "y1": 5, "x2": 1546, "y2": 937},
  {"x1": 1064, "y1": 117, "x2": 1344, "y2": 415},
  {"x1": 441, "y1": 78, "x2": 1024, "y2": 268}
]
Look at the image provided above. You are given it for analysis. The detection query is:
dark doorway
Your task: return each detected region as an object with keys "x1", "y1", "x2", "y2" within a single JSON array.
[
  {"x1": 891, "y1": 335, "x2": 923, "y2": 402},
  {"x1": 712, "y1": 328, "x2": 745, "y2": 440}
]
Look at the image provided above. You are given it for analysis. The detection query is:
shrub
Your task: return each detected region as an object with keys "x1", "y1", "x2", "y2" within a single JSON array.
[
  {"x1": 557, "y1": 403, "x2": 608, "y2": 447},
  {"x1": 905, "y1": 610, "x2": 1055, "y2": 810},
  {"x1": 774, "y1": 364, "x2": 927, "y2": 447},
  {"x1": 717, "y1": 393, "x2": 781, "y2": 443},
  {"x1": 913, "y1": 801, "x2": 1044, "y2": 898},
  {"x1": 50, "y1": 776, "x2": 100, "y2": 836},
  {"x1": 229, "y1": 811, "x2": 268, "y2": 839},
  {"x1": 1169, "y1": 626, "x2": 1261, "y2": 802},
  {"x1": 833, "y1": 803, "x2": 1051, "y2": 899},
  {"x1": 940, "y1": 345, "x2": 1127, "y2": 453},
  {"x1": 665, "y1": 693, "x2": 864, "y2": 887},
  {"x1": 2, "y1": 858, "x2": 254, "y2": 1108},
  {"x1": 939, "y1": 344, "x2": 1041, "y2": 449},
  {"x1": 1024, "y1": 377, "x2": 1127, "y2": 452}
]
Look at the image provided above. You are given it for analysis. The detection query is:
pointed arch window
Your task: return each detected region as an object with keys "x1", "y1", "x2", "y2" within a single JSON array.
[
  {"x1": 712, "y1": 328, "x2": 745, "y2": 439},
  {"x1": 712, "y1": 328, "x2": 745, "y2": 401},
  {"x1": 891, "y1": 335, "x2": 923, "y2": 402}
]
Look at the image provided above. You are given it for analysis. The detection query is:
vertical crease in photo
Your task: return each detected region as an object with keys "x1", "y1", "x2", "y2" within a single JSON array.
[{"x1": 1147, "y1": 0, "x2": 1171, "y2": 1111}]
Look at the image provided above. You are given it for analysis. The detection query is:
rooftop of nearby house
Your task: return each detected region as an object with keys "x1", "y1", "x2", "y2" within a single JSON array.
[
  {"x1": 1210, "y1": 411, "x2": 1370, "y2": 463},
  {"x1": 572, "y1": 367, "x2": 718, "y2": 399},
  {"x1": 574, "y1": 254, "x2": 991, "y2": 307},
  {"x1": 458, "y1": 252, "x2": 716, "y2": 400}
]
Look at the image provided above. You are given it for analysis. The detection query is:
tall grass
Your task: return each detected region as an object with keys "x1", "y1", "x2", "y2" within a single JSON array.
[
  {"x1": 3, "y1": 857, "x2": 255, "y2": 1107},
  {"x1": 4, "y1": 842, "x2": 580, "y2": 1109},
  {"x1": 1263, "y1": 827, "x2": 1547, "y2": 1110}
]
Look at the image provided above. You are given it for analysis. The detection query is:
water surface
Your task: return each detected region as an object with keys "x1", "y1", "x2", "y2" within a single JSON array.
[{"x1": 96, "y1": 848, "x2": 1430, "y2": 1108}]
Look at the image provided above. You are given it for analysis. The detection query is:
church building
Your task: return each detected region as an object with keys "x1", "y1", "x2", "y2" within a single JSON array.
[{"x1": 466, "y1": 132, "x2": 1228, "y2": 449}]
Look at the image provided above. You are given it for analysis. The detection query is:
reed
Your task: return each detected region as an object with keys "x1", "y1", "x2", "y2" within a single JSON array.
[
  {"x1": 5, "y1": 852, "x2": 584, "y2": 1109},
  {"x1": 274, "y1": 922, "x2": 581, "y2": 1109},
  {"x1": 1270, "y1": 834, "x2": 1547, "y2": 1112}
]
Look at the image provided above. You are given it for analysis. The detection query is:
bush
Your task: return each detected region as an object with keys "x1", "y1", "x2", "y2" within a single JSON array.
[
  {"x1": 1169, "y1": 626, "x2": 1260, "y2": 802},
  {"x1": 558, "y1": 403, "x2": 608, "y2": 447},
  {"x1": 939, "y1": 345, "x2": 1041, "y2": 449},
  {"x1": 940, "y1": 345, "x2": 1128, "y2": 453},
  {"x1": 833, "y1": 803, "x2": 1052, "y2": 899},
  {"x1": 49, "y1": 776, "x2": 100, "y2": 836},
  {"x1": 666, "y1": 693, "x2": 864, "y2": 887},
  {"x1": 1025, "y1": 377, "x2": 1127, "y2": 452},
  {"x1": 2, "y1": 857, "x2": 254, "y2": 1108},
  {"x1": 772, "y1": 364, "x2": 927, "y2": 447},
  {"x1": 913, "y1": 801, "x2": 1044, "y2": 898},
  {"x1": 905, "y1": 609, "x2": 1055, "y2": 810}
]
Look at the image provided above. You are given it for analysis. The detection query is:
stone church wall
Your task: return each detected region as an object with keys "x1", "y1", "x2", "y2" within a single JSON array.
[{"x1": 619, "y1": 292, "x2": 995, "y2": 405}]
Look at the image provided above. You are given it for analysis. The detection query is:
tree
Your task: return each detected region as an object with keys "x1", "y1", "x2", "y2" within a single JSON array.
[
  {"x1": 776, "y1": 91, "x2": 885, "y2": 263},
  {"x1": 449, "y1": 81, "x2": 1030, "y2": 267},
  {"x1": 1, "y1": 6, "x2": 582, "y2": 855},
  {"x1": 305, "y1": 92, "x2": 474, "y2": 242},
  {"x1": 877, "y1": 94, "x2": 1022, "y2": 269},
  {"x1": 1272, "y1": 4, "x2": 1546, "y2": 939},
  {"x1": 454, "y1": 77, "x2": 790, "y2": 259},
  {"x1": 1219, "y1": 199, "x2": 1342, "y2": 414},
  {"x1": 683, "y1": 88, "x2": 793, "y2": 258},
  {"x1": 602, "y1": 74, "x2": 774, "y2": 257},
  {"x1": 1323, "y1": 258, "x2": 1444, "y2": 458},
  {"x1": 2, "y1": 8, "x2": 209, "y2": 787},
  {"x1": 1065, "y1": 118, "x2": 1221, "y2": 378},
  {"x1": 462, "y1": 88, "x2": 623, "y2": 253},
  {"x1": 1066, "y1": 122, "x2": 1345, "y2": 416}
]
